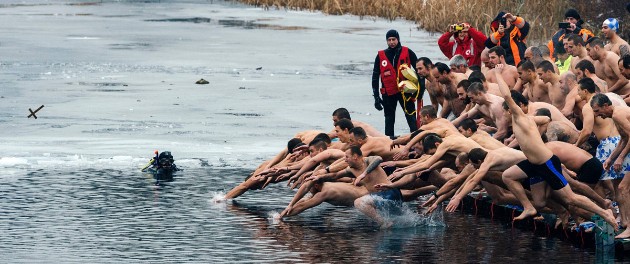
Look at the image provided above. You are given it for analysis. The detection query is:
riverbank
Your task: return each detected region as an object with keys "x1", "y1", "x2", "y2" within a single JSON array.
[{"x1": 235, "y1": 0, "x2": 629, "y2": 46}]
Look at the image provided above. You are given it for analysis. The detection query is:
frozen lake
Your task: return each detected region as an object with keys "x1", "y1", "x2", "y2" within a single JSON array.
[{"x1": 0, "y1": 0, "x2": 441, "y2": 170}]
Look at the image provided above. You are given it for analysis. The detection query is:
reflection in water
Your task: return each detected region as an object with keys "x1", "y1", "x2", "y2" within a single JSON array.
[{"x1": 0, "y1": 167, "x2": 605, "y2": 262}]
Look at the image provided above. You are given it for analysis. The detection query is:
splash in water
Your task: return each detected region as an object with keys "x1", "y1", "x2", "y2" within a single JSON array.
[
  {"x1": 210, "y1": 191, "x2": 228, "y2": 203},
  {"x1": 267, "y1": 211, "x2": 282, "y2": 224},
  {"x1": 361, "y1": 196, "x2": 447, "y2": 229}
]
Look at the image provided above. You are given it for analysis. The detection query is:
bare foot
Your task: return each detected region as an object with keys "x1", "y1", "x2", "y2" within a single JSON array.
[
  {"x1": 602, "y1": 209, "x2": 620, "y2": 232},
  {"x1": 555, "y1": 210, "x2": 570, "y2": 229},
  {"x1": 513, "y1": 207, "x2": 537, "y2": 221},
  {"x1": 615, "y1": 228, "x2": 630, "y2": 239}
]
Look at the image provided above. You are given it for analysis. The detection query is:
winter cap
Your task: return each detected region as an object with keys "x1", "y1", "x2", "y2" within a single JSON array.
[
  {"x1": 564, "y1": 9, "x2": 581, "y2": 20},
  {"x1": 386, "y1": 29, "x2": 399, "y2": 40}
]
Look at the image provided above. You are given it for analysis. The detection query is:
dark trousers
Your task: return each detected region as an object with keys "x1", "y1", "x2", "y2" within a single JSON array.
[{"x1": 382, "y1": 93, "x2": 417, "y2": 138}]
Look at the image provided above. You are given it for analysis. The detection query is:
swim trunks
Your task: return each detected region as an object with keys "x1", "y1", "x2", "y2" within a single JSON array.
[
  {"x1": 370, "y1": 188, "x2": 403, "y2": 214},
  {"x1": 576, "y1": 157, "x2": 603, "y2": 185},
  {"x1": 371, "y1": 188, "x2": 403, "y2": 202},
  {"x1": 516, "y1": 155, "x2": 568, "y2": 190},
  {"x1": 596, "y1": 136, "x2": 630, "y2": 180}
]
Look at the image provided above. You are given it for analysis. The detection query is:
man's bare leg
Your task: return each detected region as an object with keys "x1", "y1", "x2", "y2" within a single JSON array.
[
  {"x1": 502, "y1": 165, "x2": 538, "y2": 220},
  {"x1": 354, "y1": 195, "x2": 392, "y2": 227},
  {"x1": 553, "y1": 185, "x2": 619, "y2": 231},
  {"x1": 565, "y1": 176, "x2": 608, "y2": 209},
  {"x1": 481, "y1": 181, "x2": 520, "y2": 205},
  {"x1": 616, "y1": 172, "x2": 630, "y2": 238}
]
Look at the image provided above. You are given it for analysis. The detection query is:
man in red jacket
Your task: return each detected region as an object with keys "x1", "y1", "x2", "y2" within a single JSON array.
[{"x1": 438, "y1": 23, "x2": 487, "y2": 67}]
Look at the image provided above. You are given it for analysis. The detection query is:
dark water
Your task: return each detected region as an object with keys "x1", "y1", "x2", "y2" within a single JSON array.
[{"x1": 0, "y1": 167, "x2": 607, "y2": 263}]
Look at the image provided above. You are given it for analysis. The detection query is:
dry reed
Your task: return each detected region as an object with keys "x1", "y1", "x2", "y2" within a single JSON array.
[{"x1": 234, "y1": 0, "x2": 573, "y2": 46}]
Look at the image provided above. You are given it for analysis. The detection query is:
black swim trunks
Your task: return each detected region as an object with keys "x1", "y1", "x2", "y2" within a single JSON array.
[
  {"x1": 371, "y1": 188, "x2": 403, "y2": 214},
  {"x1": 516, "y1": 155, "x2": 568, "y2": 190},
  {"x1": 576, "y1": 157, "x2": 603, "y2": 185},
  {"x1": 372, "y1": 188, "x2": 403, "y2": 202}
]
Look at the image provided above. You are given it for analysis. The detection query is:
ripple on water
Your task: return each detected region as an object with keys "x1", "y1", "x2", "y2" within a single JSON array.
[{"x1": 0, "y1": 167, "x2": 601, "y2": 262}]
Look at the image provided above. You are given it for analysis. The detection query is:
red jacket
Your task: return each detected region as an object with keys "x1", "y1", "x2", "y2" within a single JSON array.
[{"x1": 438, "y1": 27, "x2": 487, "y2": 67}]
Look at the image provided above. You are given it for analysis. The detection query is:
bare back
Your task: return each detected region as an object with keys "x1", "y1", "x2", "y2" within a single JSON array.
[
  {"x1": 486, "y1": 147, "x2": 527, "y2": 171},
  {"x1": 361, "y1": 136, "x2": 397, "y2": 161},
  {"x1": 528, "y1": 102, "x2": 577, "y2": 131},
  {"x1": 420, "y1": 118, "x2": 460, "y2": 137},
  {"x1": 321, "y1": 182, "x2": 369, "y2": 206},
  {"x1": 544, "y1": 141, "x2": 591, "y2": 171},
  {"x1": 470, "y1": 130, "x2": 505, "y2": 150},
  {"x1": 353, "y1": 120, "x2": 386, "y2": 137}
]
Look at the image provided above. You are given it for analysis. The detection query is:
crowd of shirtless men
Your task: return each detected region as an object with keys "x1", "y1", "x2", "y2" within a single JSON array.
[{"x1": 221, "y1": 30, "x2": 630, "y2": 235}]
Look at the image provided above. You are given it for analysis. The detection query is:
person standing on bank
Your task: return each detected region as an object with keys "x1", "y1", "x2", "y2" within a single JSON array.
[
  {"x1": 372, "y1": 29, "x2": 419, "y2": 139},
  {"x1": 486, "y1": 12, "x2": 530, "y2": 66}
]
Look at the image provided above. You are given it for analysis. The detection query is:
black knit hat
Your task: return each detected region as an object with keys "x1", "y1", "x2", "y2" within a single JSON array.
[
  {"x1": 386, "y1": 29, "x2": 399, "y2": 40},
  {"x1": 564, "y1": 8, "x2": 581, "y2": 20}
]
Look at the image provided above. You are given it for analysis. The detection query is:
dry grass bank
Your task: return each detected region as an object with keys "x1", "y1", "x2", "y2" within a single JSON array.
[{"x1": 234, "y1": 0, "x2": 572, "y2": 46}]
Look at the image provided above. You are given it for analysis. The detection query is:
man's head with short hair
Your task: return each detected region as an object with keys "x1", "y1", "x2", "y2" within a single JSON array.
[
  {"x1": 488, "y1": 46, "x2": 506, "y2": 66},
  {"x1": 287, "y1": 138, "x2": 304, "y2": 154},
  {"x1": 577, "y1": 77, "x2": 599, "y2": 96},
  {"x1": 565, "y1": 34, "x2": 584, "y2": 56},
  {"x1": 535, "y1": 108, "x2": 552, "y2": 119},
  {"x1": 517, "y1": 60, "x2": 537, "y2": 83},
  {"x1": 455, "y1": 152, "x2": 469, "y2": 170},
  {"x1": 420, "y1": 105, "x2": 437, "y2": 120},
  {"x1": 422, "y1": 134, "x2": 443, "y2": 155},
  {"x1": 525, "y1": 46, "x2": 543, "y2": 66},
  {"x1": 590, "y1": 93, "x2": 614, "y2": 119},
  {"x1": 468, "y1": 70, "x2": 486, "y2": 83},
  {"x1": 308, "y1": 139, "x2": 328, "y2": 157},
  {"x1": 560, "y1": 71, "x2": 577, "y2": 95},
  {"x1": 575, "y1": 59, "x2": 596, "y2": 80},
  {"x1": 466, "y1": 82, "x2": 487, "y2": 105},
  {"x1": 345, "y1": 146, "x2": 363, "y2": 168},
  {"x1": 585, "y1": 37, "x2": 605, "y2": 60},
  {"x1": 535, "y1": 60, "x2": 557, "y2": 83},
  {"x1": 481, "y1": 48, "x2": 493, "y2": 68},
  {"x1": 538, "y1": 45, "x2": 551, "y2": 58},
  {"x1": 468, "y1": 148, "x2": 488, "y2": 167},
  {"x1": 433, "y1": 62, "x2": 452, "y2": 84},
  {"x1": 457, "y1": 79, "x2": 472, "y2": 103},
  {"x1": 555, "y1": 41, "x2": 569, "y2": 61},
  {"x1": 416, "y1": 57, "x2": 434, "y2": 78},
  {"x1": 334, "y1": 118, "x2": 354, "y2": 143},
  {"x1": 449, "y1": 55, "x2": 469, "y2": 73},
  {"x1": 350, "y1": 127, "x2": 368, "y2": 146},
  {"x1": 312, "y1": 133, "x2": 332, "y2": 145},
  {"x1": 332, "y1": 108, "x2": 351, "y2": 123},
  {"x1": 458, "y1": 118, "x2": 478, "y2": 137},
  {"x1": 510, "y1": 90, "x2": 530, "y2": 113}
]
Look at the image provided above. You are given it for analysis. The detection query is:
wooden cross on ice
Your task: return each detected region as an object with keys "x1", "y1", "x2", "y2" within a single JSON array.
[{"x1": 27, "y1": 105, "x2": 44, "y2": 119}]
